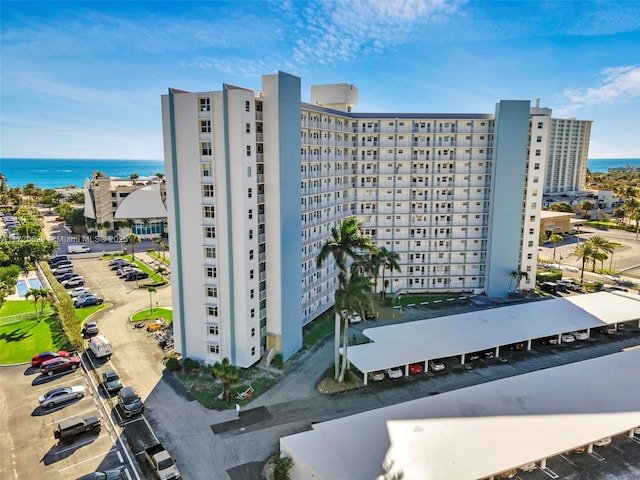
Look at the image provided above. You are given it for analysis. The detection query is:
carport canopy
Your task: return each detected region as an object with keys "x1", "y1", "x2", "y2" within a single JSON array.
[{"x1": 345, "y1": 292, "x2": 640, "y2": 378}]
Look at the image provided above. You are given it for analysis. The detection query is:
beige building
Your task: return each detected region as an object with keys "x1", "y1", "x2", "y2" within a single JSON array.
[
  {"x1": 83, "y1": 172, "x2": 168, "y2": 240},
  {"x1": 540, "y1": 210, "x2": 586, "y2": 236}
]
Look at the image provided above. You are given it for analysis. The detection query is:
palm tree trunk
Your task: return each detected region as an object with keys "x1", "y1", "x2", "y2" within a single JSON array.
[
  {"x1": 381, "y1": 268, "x2": 386, "y2": 299},
  {"x1": 338, "y1": 317, "x2": 349, "y2": 383},
  {"x1": 334, "y1": 312, "x2": 340, "y2": 380},
  {"x1": 580, "y1": 258, "x2": 586, "y2": 283}
]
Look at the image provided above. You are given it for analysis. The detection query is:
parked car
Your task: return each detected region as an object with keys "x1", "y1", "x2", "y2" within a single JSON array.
[
  {"x1": 54, "y1": 415, "x2": 100, "y2": 443},
  {"x1": 111, "y1": 261, "x2": 131, "y2": 270},
  {"x1": 368, "y1": 371, "x2": 385, "y2": 382},
  {"x1": 31, "y1": 350, "x2": 69, "y2": 367},
  {"x1": 560, "y1": 333, "x2": 575, "y2": 343},
  {"x1": 102, "y1": 370, "x2": 123, "y2": 394},
  {"x1": 594, "y1": 436, "x2": 612, "y2": 447},
  {"x1": 365, "y1": 312, "x2": 376, "y2": 320},
  {"x1": 39, "y1": 385, "x2": 86, "y2": 408},
  {"x1": 409, "y1": 363, "x2": 424, "y2": 374},
  {"x1": 52, "y1": 265, "x2": 74, "y2": 276},
  {"x1": 539, "y1": 336, "x2": 559, "y2": 346},
  {"x1": 599, "y1": 325, "x2": 616, "y2": 335},
  {"x1": 108, "y1": 258, "x2": 128, "y2": 266},
  {"x1": 54, "y1": 272, "x2": 81, "y2": 282},
  {"x1": 76, "y1": 469, "x2": 123, "y2": 480},
  {"x1": 69, "y1": 287, "x2": 91, "y2": 298},
  {"x1": 40, "y1": 356, "x2": 81, "y2": 376},
  {"x1": 518, "y1": 462, "x2": 537, "y2": 472},
  {"x1": 572, "y1": 330, "x2": 589, "y2": 340},
  {"x1": 49, "y1": 255, "x2": 69, "y2": 265},
  {"x1": 348, "y1": 312, "x2": 362, "y2": 324},
  {"x1": 118, "y1": 386, "x2": 144, "y2": 417},
  {"x1": 385, "y1": 367, "x2": 403, "y2": 379},
  {"x1": 125, "y1": 270, "x2": 149, "y2": 281},
  {"x1": 509, "y1": 342, "x2": 526, "y2": 351},
  {"x1": 117, "y1": 267, "x2": 136, "y2": 277},
  {"x1": 82, "y1": 321, "x2": 99, "y2": 336},
  {"x1": 61, "y1": 276, "x2": 85, "y2": 288},
  {"x1": 75, "y1": 296, "x2": 104, "y2": 308},
  {"x1": 74, "y1": 292, "x2": 96, "y2": 304},
  {"x1": 429, "y1": 359, "x2": 446, "y2": 371}
]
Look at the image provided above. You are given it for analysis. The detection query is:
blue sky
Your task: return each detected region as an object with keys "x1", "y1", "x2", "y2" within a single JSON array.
[{"x1": 1, "y1": 0, "x2": 639, "y2": 160}]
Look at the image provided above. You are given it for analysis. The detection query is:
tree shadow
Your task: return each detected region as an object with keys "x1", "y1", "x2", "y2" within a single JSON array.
[{"x1": 0, "y1": 326, "x2": 34, "y2": 343}]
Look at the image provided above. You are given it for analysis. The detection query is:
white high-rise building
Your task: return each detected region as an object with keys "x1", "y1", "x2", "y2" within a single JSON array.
[{"x1": 161, "y1": 72, "x2": 582, "y2": 368}]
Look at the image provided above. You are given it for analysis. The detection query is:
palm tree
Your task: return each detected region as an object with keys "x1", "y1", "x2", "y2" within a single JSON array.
[
  {"x1": 334, "y1": 272, "x2": 372, "y2": 382},
  {"x1": 368, "y1": 250, "x2": 384, "y2": 294},
  {"x1": 587, "y1": 236, "x2": 611, "y2": 272},
  {"x1": 37, "y1": 289, "x2": 52, "y2": 319},
  {"x1": 316, "y1": 216, "x2": 377, "y2": 380},
  {"x1": 548, "y1": 234, "x2": 563, "y2": 261},
  {"x1": 147, "y1": 286, "x2": 157, "y2": 312},
  {"x1": 508, "y1": 270, "x2": 529, "y2": 293},
  {"x1": 379, "y1": 247, "x2": 401, "y2": 300},
  {"x1": 25, "y1": 288, "x2": 45, "y2": 321},
  {"x1": 126, "y1": 233, "x2": 141, "y2": 261},
  {"x1": 160, "y1": 241, "x2": 169, "y2": 260},
  {"x1": 212, "y1": 357, "x2": 239, "y2": 403},
  {"x1": 570, "y1": 243, "x2": 594, "y2": 283}
]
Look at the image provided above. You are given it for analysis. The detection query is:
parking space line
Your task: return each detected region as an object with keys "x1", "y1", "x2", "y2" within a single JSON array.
[
  {"x1": 610, "y1": 444, "x2": 625, "y2": 453},
  {"x1": 540, "y1": 467, "x2": 559, "y2": 479},
  {"x1": 45, "y1": 407, "x2": 100, "y2": 425},
  {"x1": 117, "y1": 451, "x2": 123, "y2": 463},
  {"x1": 53, "y1": 433, "x2": 110, "y2": 457},
  {"x1": 124, "y1": 468, "x2": 132, "y2": 480},
  {"x1": 590, "y1": 451, "x2": 605, "y2": 461},
  {"x1": 33, "y1": 376, "x2": 86, "y2": 394},
  {"x1": 559, "y1": 454, "x2": 578, "y2": 467},
  {"x1": 57, "y1": 446, "x2": 118, "y2": 472}
]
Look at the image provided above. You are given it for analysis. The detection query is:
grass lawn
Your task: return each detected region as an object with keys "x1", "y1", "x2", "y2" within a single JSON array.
[
  {"x1": 303, "y1": 310, "x2": 334, "y2": 348},
  {"x1": 176, "y1": 372, "x2": 273, "y2": 410},
  {"x1": 131, "y1": 308, "x2": 173, "y2": 324},
  {"x1": 0, "y1": 300, "x2": 36, "y2": 317},
  {"x1": 0, "y1": 314, "x2": 67, "y2": 364}
]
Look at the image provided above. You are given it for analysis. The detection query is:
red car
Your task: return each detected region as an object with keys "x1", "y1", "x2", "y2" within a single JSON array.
[
  {"x1": 40, "y1": 356, "x2": 81, "y2": 376},
  {"x1": 409, "y1": 363, "x2": 424, "y2": 374},
  {"x1": 31, "y1": 351, "x2": 69, "y2": 367}
]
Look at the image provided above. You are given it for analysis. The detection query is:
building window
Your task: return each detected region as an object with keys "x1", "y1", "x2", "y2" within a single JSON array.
[
  {"x1": 206, "y1": 287, "x2": 217, "y2": 298},
  {"x1": 247, "y1": 166, "x2": 252, "y2": 177},
  {"x1": 249, "y1": 249, "x2": 254, "y2": 260},
  {"x1": 203, "y1": 185, "x2": 214, "y2": 197},
  {"x1": 246, "y1": 123, "x2": 251, "y2": 133},
  {"x1": 208, "y1": 325, "x2": 219, "y2": 335},
  {"x1": 250, "y1": 289, "x2": 254, "y2": 299},
  {"x1": 534, "y1": 163, "x2": 540, "y2": 170},
  {"x1": 205, "y1": 247, "x2": 216, "y2": 258},
  {"x1": 250, "y1": 269, "x2": 254, "y2": 279},
  {"x1": 200, "y1": 120, "x2": 211, "y2": 133},
  {"x1": 529, "y1": 228, "x2": 534, "y2": 235},
  {"x1": 201, "y1": 142, "x2": 212, "y2": 156},
  {"x1": 208, "y1": 344, "x2": 219, "y2": 354},
  {"x1": 245, "y1": 101, "x2": 251, "y2": 112},
  {"x1": 206, "y1": 267, "x2": 216, "y2": 278},
  {"x1": 537, "y1": 122, "x2": 543, "y2": 128},
  {"x1": 248, "y1": 188, "x2": 252, "y2": 198},
  {"x1": 251, "y1": 308, "x2": 255, "y2": 318},
  {"x1": 199, "y1": 98, "x2": 210, "y2": 112},
  {"x1": 207, "y1": 306, "x2": 218, "y2": 316},
  {"x1": 251, "y1": 327, "x2": 256, "y2": 337},
  {"x1": 528, "y1": 241, "x2": 534, "y2": 247},
  {"x1": 536, "y1": 136, "x2": 542, "y2": 143},
  {"x1": 203, "y1": 206, "x2": 215, "y2": 218},
  {"x1": 201, "y1": 164, "x2": 211, "y2": 177},
  {"x1": 246, "y1": 145, "x2": 251, "y2": 156},
  {"x1": 527, "y1": 253, "x2": 533, "y2": 260},
  {"x1": 251, "y1": 347, "x2": 256, "y2": 356},
  {"x1": 249, "y1": 229, "x2": 253, "y2": 240},
  {"x1": 205, "y1": 227, "x2": 215, "y2": 238},
  {"x1": 530, "y1": 216, "x2": 535, "y2": 222},
  {"x1": 535, "y1": 149, "x2": 541, "y2": 156},
  {"x1": 248, "y1": 209, "x2": 253, "y2": 219}
]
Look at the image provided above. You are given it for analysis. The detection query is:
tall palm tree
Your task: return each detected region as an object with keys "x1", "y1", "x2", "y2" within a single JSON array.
[
  {"x1": 570, "y1": 243, "x2": 594, "y2": 283},
  {"x1": 126, "y1": 233, "x2": 141, "y2": 261},
  {"x1": 25, "y1": 288, "x2": 45, "y2": 321},
  {"x1": 379, "y1": 247, "x2": 401, "y2": 300},
  {"x1": 548, "y1": 234, "x2": 563, "y2": 261},
  {"x1": 369, "y1": 250, "x2": 384, "y2": 294},
  {"x1": 212, "y1": 357, "x2": 239, "y2": 403},
  {"x1": 37, "y1": 288, "x2": 52, "y2": 319},
  {"x1": 334, "y1": 272, "x2": 372, "y2": 382},
  {"x1": 508, "y1": 270, "x2": 529, "y2": 293},
  {"x1": 587, "y1": 236, "x2": 611, "y2": 272},
  {"x1": 316, "y1": 216, "x2": 377, "y2": 380},
  {"x1": 147, "y1": 286, "x2": 157, "y2": 312}
]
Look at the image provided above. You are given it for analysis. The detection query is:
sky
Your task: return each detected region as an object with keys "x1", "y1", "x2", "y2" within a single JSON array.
[{"x1": 1, "y1": 0, "x2": 640, "y2": 160}]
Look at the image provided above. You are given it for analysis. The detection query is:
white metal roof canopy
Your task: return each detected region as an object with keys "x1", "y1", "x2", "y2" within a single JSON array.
[{"x1": 345, "y1": 292, "x2": 640, "y2": 376}]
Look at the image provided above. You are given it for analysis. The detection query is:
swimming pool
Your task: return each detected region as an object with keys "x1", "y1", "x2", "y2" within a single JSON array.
[{"x1": 14, "y1": 278, "x2": 43, "y2": 297}]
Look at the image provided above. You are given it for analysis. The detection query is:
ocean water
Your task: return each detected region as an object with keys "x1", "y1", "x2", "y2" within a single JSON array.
[
  {"x1": 0, "y1": 158, "x2": 164, "y2": 189},
  {"x1": 587, "y1": 158, "x2": 640, "y2": 173},
  {"x1": 0, "y1": 157, "x2": 637, "y2": 189}
]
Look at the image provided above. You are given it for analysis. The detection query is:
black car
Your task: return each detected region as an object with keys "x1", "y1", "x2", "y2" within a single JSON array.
[
  {"x1": 55, "y1": 273, "x2": 81, "y2": 282},
  {"x1": 118, "y1": 386, "x2": 144, "y2": 417},
  {"x1": 49, "y1": 255, "x2": 69, "y2": 266},
  {"x1": 75, "y1": 296, "x2": 104, "y2": 308},
  {"x1": 102, "y1": 370, "x2": 123, "y2": 395},
  {"x1": 125, "y1": 271, "x2": 149, "y2": 281}
]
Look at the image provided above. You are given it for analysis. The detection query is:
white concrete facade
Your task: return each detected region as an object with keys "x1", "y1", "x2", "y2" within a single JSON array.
[{"x1": 162, "y1": 72, "x2": 590, "y2": 366}]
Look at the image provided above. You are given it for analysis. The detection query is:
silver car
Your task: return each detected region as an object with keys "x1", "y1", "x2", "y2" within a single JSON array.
[{"x1": 38, "y1": 385, "x2": 86, "y2": 408}]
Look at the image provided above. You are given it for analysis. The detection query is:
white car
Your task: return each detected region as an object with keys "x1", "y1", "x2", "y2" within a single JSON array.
[
  {"x1": 368, "y1": 371, "x2": 385, "y2": 382},
  {"x1": 38, "y1": 385, "x2": 86, "y2": 408},
  {"x1": 594, "y1": 436, "x2": 611, "y2": 447},
  {"x1": 429, "y1": 359, "x2": 446, "y2": 371},
  {"x1": 560, "y1": 333, "x2": 575, "y2": 343},
  {"x1": 572, "y1": 330, "x2": 589, "y2": 340},
  {"x1": 518, "y1": 462, "x2": 537, "y2": 472},
  {"x1": 385, "y1": 367, "x2": 403, "y2": 379},
  {"x1": 61, "y1": 276, "x2": 85, "y2": 288},
  {"x1": 349, "y1": 313, "x2": 362, "y2": 324},
  {"x1": 69, "y1": 287, "x2": 91, "y2": 298}
]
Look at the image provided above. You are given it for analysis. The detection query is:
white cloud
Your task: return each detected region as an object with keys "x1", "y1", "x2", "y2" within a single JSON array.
[
  {"x1": 558, "y1": 66, "x2": 640, "y2": 115},
  {"x1": 291, "y1": 0, "x2": 461, "y2": 65}
]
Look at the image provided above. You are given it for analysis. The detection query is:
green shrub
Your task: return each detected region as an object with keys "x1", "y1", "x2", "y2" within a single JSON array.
[
  {"x1": 536, "y1": 270, "x2": 562, "y2": 283},
  {"x1": 183, "y1": 357, "x2": 200, "y2": 373},
  {"x1": 165, "y1": 357, "x2": 182, "y2": 372},
  {"x1": 583, "y1": 281, "x2": 603, "y2": 292}
]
